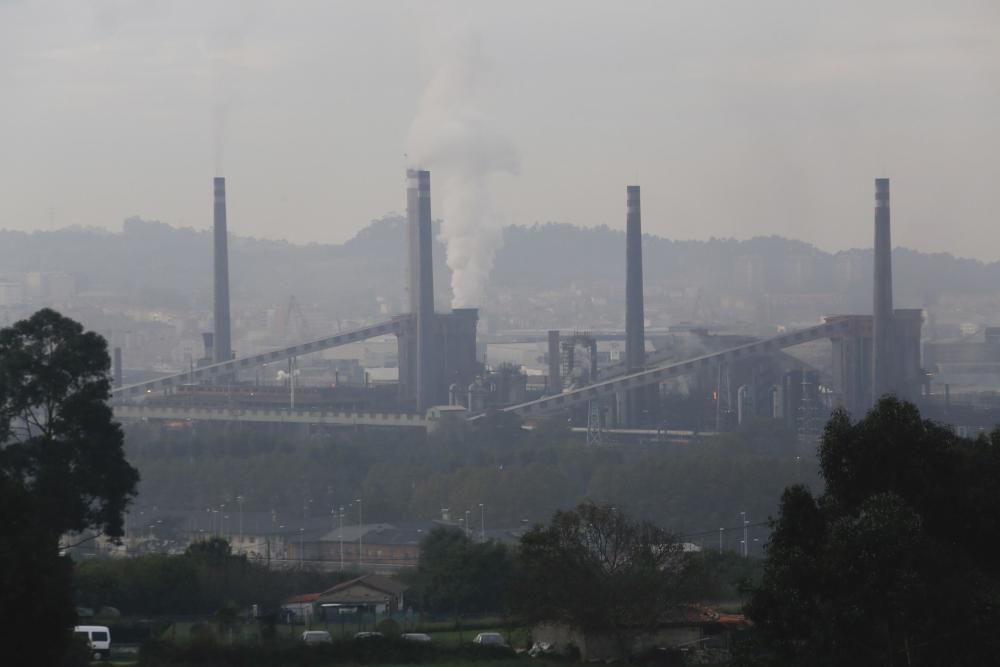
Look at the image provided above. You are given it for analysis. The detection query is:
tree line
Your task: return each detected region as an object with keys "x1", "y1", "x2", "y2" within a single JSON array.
[
  {"x1": 75, "y1": 538, "x2": 348, "y2": 617},
  {"x1": 123, "y1": 413, "x2": 812, "y2": 544}
]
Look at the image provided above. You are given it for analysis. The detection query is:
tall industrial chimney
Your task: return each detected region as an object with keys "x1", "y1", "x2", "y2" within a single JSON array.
[
  {"x1": 213, "y1": 177, "x2": 232, "y2": 366},
  {"x1": 547, "y1": 330, "x2": 561, "y2": 395},
  {"x1": 872, "y1": 177, "x2": 894, "y2": 404},
  {"x1": 407, "y1": 169, "x2": 435, "y2": 412},
  {"x1": 624, "y1": 185, "x2": 646, "y2": 425},
  {"x1": 113, "y1": 346, "x2": 123, "y2": 388}
]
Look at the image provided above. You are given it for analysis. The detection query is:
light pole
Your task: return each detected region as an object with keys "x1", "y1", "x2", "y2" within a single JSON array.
[
  {"x1": 744, "y1": 520, "x2": 750, "y2": 557},
  {"x1": 339, "y1": 506, "x2": 345, "y2": 572},
  {"x1": 740, "y1": 511, "x2": 747, "y2": 557},
  {"x1": 465, "y1": 509, "x2": 471, "y2": 538},
  {"x1": 356, "y1": 498, "x2": 363, "y2": 570},
  {"x1": 719, "y1": 527, "x2": 724, "y2": 554},
  {"x1": 479, "y1": 503, "x2": 485, "y2": 542},
  {"x1": 237, "y1": 495, "x2": 244, "y2": 552}
]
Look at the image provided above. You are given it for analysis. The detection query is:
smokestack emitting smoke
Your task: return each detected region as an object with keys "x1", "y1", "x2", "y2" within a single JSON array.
[
  {"x1": 407, "y1": 27, "x2": 519, "y2": 308},
  {"x1": 624, "y1": 185, "x2": 646, "y2": 426},
  {"x1": 213, "y1": 177, "x2": 232, "y2": 366},
  {"x1": 872, "y1": 177, "x2": 894, "y2": 404},
  {"x1": 208, "y1": 5, "x2": 252, "y2": 175},
  {"x1": 407, "y1": 169, "x2": 436, "y2": 412}
]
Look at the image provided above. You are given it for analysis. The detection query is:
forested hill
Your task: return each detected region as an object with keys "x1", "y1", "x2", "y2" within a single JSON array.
[{"x1": 2, "y1": 217, "x2": 998, "y2": 310}]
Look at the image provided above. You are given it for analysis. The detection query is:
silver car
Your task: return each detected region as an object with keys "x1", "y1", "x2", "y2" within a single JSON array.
[
  {"x1": 301, "y1": 630, "x2": 333, "y2": 645},
  {"x1": 472, "y1": 632, "x2": 507, "y2": 646}
]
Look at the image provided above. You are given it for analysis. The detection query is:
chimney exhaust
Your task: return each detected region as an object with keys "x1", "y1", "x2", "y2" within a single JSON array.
[
  {"x1": 213, "y1": 177, "x2": 232, "y2": 366},
  {"x1": 407, "y1": 169, "x2": 436, "y2": 411},
  {"x1": 113, "y1": 346, "x2": 123, "y2": 388},
  {"x1": 547, "y1": 330, "x2": 561, "y2": 395},
  {"x1": 872, "y1": 177, "x2": 894, "y2": 404},
  {"x1": 624, "y1": 185, "x2": 646, "y2": 425}
]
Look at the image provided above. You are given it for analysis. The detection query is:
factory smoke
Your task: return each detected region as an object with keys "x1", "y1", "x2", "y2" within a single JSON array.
[
  {"x1": 208, "y1": 5, "x2": 253, "y2": 176},
  {"x1": 406, "y1": 28, "x2": 519, "y2": 308}
]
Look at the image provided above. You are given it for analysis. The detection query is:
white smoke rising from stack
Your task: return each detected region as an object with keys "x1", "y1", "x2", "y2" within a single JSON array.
[
  {"x1": 208, "y1": 5, "x2": 253, "y2": 176},
  {"x1": 406, "y1": 27, "x2": 519, "y2": 308}
]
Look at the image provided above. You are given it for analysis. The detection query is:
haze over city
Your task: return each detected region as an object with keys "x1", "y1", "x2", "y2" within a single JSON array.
[
  {"x1": 4, "y1": 3, "x2": 1000, "y2": 665},
  {"x1": 1, "y1": 0, "x2": 998, "y2": 259}
]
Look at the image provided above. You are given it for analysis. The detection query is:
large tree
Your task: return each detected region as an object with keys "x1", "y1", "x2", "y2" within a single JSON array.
[
  {"x1": 404, "y1": 526, "x2": 514, "y2": 616},
  {"x1": 745, "y1": 397, "x2": 1000, "y2": 666},
  {"x1": 0, "y1": 309, "x2": 139, "y2": 664},
  {"x1": 514, "y1": 502, "x2": 684, "y2": 661}
]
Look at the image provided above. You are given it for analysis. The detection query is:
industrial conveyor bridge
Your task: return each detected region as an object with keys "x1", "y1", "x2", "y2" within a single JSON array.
[
  {"x1": 113, "y1": 318, "x2": 853, "y2": 428},
  {"x1": 112, "y1": 404, "x2": 425, "y2": 428},
  {"x1": 488, "y1": 318, "x2": 854, "y2": 420},
  {"x1": 112, "y1": 319, "x2": 404, "y2": 399}
]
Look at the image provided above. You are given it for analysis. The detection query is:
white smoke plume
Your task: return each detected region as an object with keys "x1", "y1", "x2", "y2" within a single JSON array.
[
  {"x1": 407, "y1": 27, "x2": 519, "y2": 308},
  {"x1": 208, "y1": 5, "x2": 253, "y2": 176}
]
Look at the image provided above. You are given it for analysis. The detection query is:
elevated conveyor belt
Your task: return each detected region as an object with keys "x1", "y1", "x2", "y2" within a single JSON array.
[
  {"x1": 112, "y1": 318, "x2": 405, "y2": 398},
  {"x1": 491, "y1": 318, "x2": 855, "y2": 420}
]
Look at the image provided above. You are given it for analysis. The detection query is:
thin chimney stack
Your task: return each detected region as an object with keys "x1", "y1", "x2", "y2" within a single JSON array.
[
  {"x1": 871, "y1": 177, "x2": 894, "y2": 404},
  {"x1": 213, "y1": 177, "x2": 232, "y2": 366},
  {"x1": 624, "y1": 185, "x2": 646, "y2": 426},
  {"x1": 407, "y1": 169, "x2": 436, "y2": 412}
]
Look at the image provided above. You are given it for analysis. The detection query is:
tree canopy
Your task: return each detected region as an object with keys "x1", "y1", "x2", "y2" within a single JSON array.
[
  {"x1": 514, "y1": 502, "x2": 685, "y2": 661},
  {"x1": 0, "y1": 309, "x2": 139, "y2": 664},
  {"x1": 745, "y1": 397, "x2": 1000, "y2": 666},
  {"x1": 402, "y1": 526, "x2": 514, "y2": 615}
]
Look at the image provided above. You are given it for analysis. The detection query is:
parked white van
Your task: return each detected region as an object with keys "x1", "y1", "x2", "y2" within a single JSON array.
[{"x1": 73, "y1": 625, "x2": 111, "y2": 660}]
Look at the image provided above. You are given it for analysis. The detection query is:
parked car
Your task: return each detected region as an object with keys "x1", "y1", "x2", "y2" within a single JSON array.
[
  {"x1": 301, "y1": 630, "x2": 333, "y2": 645},
  {"x1": 73, "y1": 625, "x2": 111, "y2": 661},
  {"x1": 401, "y1": 632, "x2": 432, "y2": 642},
  {"x1": 472, "y1": 632, "x2": 507, "y2": 646},
  {"x1": 353, "y1": 631, "x2": 384, "y2": 640}
]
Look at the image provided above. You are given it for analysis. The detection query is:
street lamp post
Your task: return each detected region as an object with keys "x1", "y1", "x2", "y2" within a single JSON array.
[
  {"x1": 339, "y1": 506, "x2": 345, "y2": 572},
  {"x1": 356, "y1": 498, "x2": 363, "y2": 570},
  {"x1": 479, "y1": 503, "x2": 485, "y2": 542},
  {"x1": 237, "y1": 495, "x2": 244, "y2": 553},
  {"x1": 740, "y1": 511, "x2": 748, "y2": 557},
  {"x1": 465, "y1": 510, "x2": 471, "y2": 538},
  {"x1": 719, "y1": 527, "x2": 724, "y2": 554}
]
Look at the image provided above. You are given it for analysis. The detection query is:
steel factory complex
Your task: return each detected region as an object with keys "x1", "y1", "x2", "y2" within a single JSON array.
[{"x1": 100, "y1": 168, "x2": 975, "y2": 443}]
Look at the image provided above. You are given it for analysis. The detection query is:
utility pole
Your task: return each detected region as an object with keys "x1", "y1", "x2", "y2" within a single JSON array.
[
  {"x1": 339, "y1": 506, "x2": 344, "y2": 572},
  {"x1": 356, "y1": 498, "x2": 363, "y2": 571},
  {"x1": 715, "y1": 363, "x2": 723, "y2": 431},
  {"x1": 237, "y1": 495, "x2": 244, "y2": 554}
]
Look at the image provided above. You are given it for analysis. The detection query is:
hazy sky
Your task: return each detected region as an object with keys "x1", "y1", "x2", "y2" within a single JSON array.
[{"x1": 1, "y1": 1, "x2": 998, "y2": 259}]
